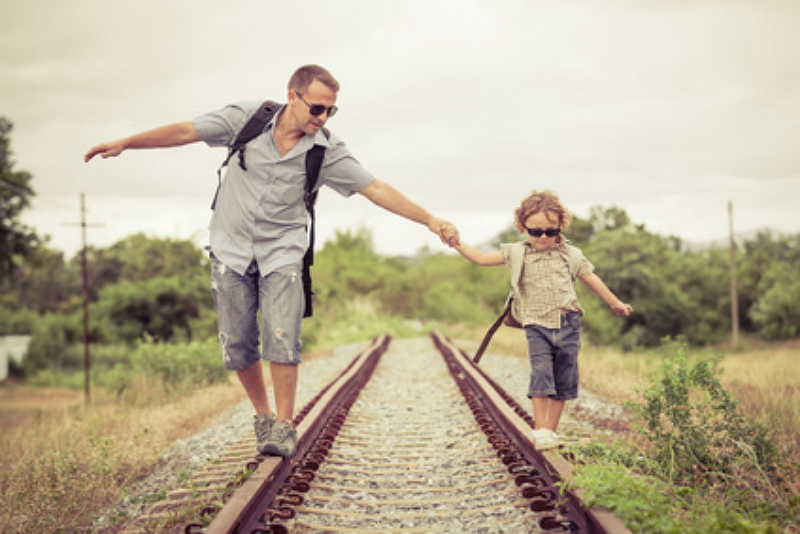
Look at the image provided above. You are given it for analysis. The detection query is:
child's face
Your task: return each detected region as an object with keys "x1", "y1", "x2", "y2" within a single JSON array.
[{"x1": 524, "y1": 211, "x2": 561, "y2": 251}]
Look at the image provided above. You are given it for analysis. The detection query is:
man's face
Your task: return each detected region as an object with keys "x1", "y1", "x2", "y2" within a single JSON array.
[{"x1": 289, "y1": 80, "x2": 338, "y2": 135}]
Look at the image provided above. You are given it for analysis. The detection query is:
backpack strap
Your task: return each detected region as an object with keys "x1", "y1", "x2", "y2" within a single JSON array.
[
  {"x1": 474, "y1": 242, "x2": 525, "y2": 363},
  {"x1": 473, "y1": 242, "x2": 583, "y2": 364},
  {"x1": 563, "y1": 243, "x2": 583, "y2": 279},
  {"x1": 209, "y1": 98, "x2": 331, "y2": 318},
  {"x1": 211, "y1": 100, "x2": 282, "y2": 210},
  {"x1": 300, "y1": 130, "x2": 329, "y2": 318},
  {"x1": 508, "y1": 241, "x2": 525, "y2": 296}
]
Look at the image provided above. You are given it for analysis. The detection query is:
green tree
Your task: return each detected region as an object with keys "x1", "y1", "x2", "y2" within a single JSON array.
[
  {"x1": 750, "y1": 261, "x2": 800, "y2": 339},
  {"x1": 94, "y1": 275, "x2": 207, "y2": 343},
  {"x1": 580, "y1": 207, "x2": 729, "y2": 346},
  {"x1": 0, "y1": 245, "x2": 75, "y2": 314},
  {"x1": 0, "y1": 118, "x2": 41, "y2": 279},
  {"x1": 738, "y1": 231, "x2": 800, "y2": 336}
]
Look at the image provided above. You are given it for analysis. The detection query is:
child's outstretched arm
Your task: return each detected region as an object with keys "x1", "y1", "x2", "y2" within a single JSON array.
[
  {"x1": 579, "y1": 273, "x2": 633, "y2": 316},
  {"x1": 454, "y1": 243, "x2": 504, "y2": 266}
]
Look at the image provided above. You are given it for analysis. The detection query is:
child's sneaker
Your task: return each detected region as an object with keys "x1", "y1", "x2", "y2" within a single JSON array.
[
  {"x1": 531, "y1": 428, "x2": 559, "y2": 450},
  {"x1": 261, "y1": 420, "x2": 297, "y2": 458},
  {"x1": 254, "y1": 413, "x2": 275, "y2": 455}
]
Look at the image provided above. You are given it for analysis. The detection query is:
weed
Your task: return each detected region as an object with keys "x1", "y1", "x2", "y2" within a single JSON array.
[
  {"x1": 570, "y1": 337, "x2": 799, "y2": 531},
  {"x1": 628, "y1": 339, "x2": 781, "y2": 494}
]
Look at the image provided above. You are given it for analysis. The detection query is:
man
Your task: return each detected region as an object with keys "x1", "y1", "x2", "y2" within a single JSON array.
[{"x1": 84, "y1": 64, "x2": 460, "y2": 458}]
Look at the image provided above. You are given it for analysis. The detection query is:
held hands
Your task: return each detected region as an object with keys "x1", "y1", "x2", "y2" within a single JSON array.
[{"x1": 429, "y1": 218, "x2": 460, "y2": 247}]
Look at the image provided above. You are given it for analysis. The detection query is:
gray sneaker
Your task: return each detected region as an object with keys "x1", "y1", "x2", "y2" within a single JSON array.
[
  {"x1": 254, "y1": 413, "x2": 275, "y2": 455},
  {"x1": 261, "y1": 420, "x2": 297, "y2": 458}
]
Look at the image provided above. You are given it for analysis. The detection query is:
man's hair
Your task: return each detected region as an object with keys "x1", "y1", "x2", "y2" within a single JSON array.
[
  {"x1": 514, "y1": 190, "x2": 572, "y2": 241},
  {"x1": 288, "y1": 64, "x2": 340, "y2": 94}
]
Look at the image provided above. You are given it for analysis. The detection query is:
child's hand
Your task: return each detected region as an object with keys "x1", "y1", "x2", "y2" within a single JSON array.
[{"x1": 611, "y1": 302, "x2": 633, "y2": 316}]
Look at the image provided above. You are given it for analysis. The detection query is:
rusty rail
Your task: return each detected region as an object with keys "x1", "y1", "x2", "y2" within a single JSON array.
[
  {"x1": 431, "y1": 332, "x2": 630, "y2": 533},
  {"x1": 200, "y1": 334, "x2": 390, "y2": 534},
  {"x1": 187, "y1": 333, "x2": 628, "y2": 533}
]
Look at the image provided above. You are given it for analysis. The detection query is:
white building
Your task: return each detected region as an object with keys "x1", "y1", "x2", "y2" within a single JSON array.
[{"x1": 0, "y1": 335, "x2": 31, "y2": 381}]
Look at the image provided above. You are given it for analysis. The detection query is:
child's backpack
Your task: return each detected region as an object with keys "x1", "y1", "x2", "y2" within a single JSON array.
[
  {"x1": 473, "y1": 242, "x2": 583, "y2": 363},
  {"x1": 210, "y1": 100, "x2": 329, "y2": 318}
]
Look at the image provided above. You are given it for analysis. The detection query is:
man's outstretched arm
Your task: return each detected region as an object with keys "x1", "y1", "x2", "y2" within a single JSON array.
[
  {"x1": 358, "y1": 179, "x2": 460, "y2": 247},
  {"x1": 84, "y1": 121, "x2": 200, "y2": 162}
]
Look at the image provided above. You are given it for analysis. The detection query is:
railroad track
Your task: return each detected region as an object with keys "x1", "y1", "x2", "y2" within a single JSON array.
[{"x1": 174, "y1": 334, "x2": 627, "y2": 533}]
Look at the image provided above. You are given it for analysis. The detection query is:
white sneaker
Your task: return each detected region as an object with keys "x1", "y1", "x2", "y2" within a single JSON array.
[
  {"x1": 531, "y1": 428, "x2": 550, "y2": 441},
  {"x1": 531, "y1": 428, "x2": 559, "y2": 450}
]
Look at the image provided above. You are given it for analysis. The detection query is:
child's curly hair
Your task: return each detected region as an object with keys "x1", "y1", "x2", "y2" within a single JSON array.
[{"x1": 514, "y1": 190, "x2": 572, "y2": 242}]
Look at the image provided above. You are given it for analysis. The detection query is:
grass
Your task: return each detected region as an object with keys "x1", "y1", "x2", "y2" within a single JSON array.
[
  {"x1": 1, "y1": 326, "x2": 798, "y2": 532},
  {"x1": 0, "y1": 381, "x2": 246, "y2": 532},
  {"x1": 578, "y1": 337, "x2": 800, "y2": 463}
]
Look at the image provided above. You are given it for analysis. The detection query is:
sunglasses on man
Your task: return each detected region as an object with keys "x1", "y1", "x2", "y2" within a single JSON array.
[
  {"x1": 525, "y1": 227, "x2": 561, "y2": 238},
  {"x1": 296, "y1": 92, "x2": 338, "y2": 117}
]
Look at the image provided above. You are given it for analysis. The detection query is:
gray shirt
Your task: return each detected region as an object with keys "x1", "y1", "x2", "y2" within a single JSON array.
[{"x1": 194, "y1": 101, "x2": 375, "y2": 276}]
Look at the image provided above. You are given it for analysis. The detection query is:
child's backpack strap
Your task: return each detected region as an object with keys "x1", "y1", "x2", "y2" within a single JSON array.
[
  {"x1": 474, "y1": 242, "x2": 525, "y2": 363},
  {"x1": 508, "y1": 241, "x2": 525, "y2": 295},
  {"x1": 563, "y1": 243, "x2": 583, "y2": 280},
  {"x1": 473, "y1": 242, "x2": 584, "y2": 364}
]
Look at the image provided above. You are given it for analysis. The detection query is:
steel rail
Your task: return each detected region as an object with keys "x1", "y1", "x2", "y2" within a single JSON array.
[
  {"x1": 192, "y1": 333, "x2": 629, "y2": 533},
  {"x1": 430, "y1": 332, "x2": 630, "y2": 533},
  {"x1": 201, "y1": 334, "x2": 390, "y2": 534}
]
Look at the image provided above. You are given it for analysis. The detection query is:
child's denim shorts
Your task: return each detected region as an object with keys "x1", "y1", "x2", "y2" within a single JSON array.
[
  {"x1": 524, "y1": 312, "x2": 581, "y2": 401},
  {"x1": 210, "y1": 255, "x2": 303, "y2": 370}
]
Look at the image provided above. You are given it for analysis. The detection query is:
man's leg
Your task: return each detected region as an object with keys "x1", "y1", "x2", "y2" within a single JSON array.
[
  {"x1": 257, "y1": 265, "x2": 304, "y2": 458},
  {"x1": 270, "y1": 362, "x2": 298, "y2": 422},
  {"x1": 210, "y1": 256, "x2": 276, "y2": 453},
  {"x1": 237, "y1": 361, "x2": 272, "y2": 416}
]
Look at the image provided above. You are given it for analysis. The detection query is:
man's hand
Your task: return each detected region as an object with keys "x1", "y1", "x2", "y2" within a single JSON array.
[{"x1": 429, "y1": 217, "x2": 460, "y2": 247}]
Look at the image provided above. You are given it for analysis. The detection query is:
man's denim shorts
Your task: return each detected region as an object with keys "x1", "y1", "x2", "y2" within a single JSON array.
[
  {"x1": 524, "y1": 312, "x2": 581, "y2": 401},
  {"x1": 210, "y1": 256, "x2": 303, "y2": 370}
]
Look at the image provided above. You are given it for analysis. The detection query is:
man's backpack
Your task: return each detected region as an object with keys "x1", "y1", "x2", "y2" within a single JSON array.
[
  {"x1": 211, "y1": 100, "x2": 328, "y2": 318},
  {"x1": 473, "y1": 242, "x2": 583, "y2": 363}
]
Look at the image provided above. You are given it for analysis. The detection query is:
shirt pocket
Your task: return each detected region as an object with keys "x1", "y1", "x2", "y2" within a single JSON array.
[{"x1": 260, "y1": 166, "x2": 307, "y2": 221}]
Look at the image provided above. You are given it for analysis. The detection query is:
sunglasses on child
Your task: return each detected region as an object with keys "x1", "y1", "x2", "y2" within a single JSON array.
[
  {"x1": 525, "y1": 227, "x2": 561, "y2": 238},
  {"x1": 296, "y1": 92, "x2": 338, "y2": 117}
]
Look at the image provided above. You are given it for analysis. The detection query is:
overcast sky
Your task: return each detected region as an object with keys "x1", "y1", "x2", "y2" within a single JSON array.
[{"x1": 3, "y1": 0, "x2": 799, "y2": 259}]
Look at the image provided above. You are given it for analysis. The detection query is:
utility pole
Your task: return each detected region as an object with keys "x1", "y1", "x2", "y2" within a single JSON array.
[
  {"x1": 65, "y1": 193, "x2": 103, "y2": 403},
  {"x1": 728, "y1": 200, "x2": 739, "y2": 347}
]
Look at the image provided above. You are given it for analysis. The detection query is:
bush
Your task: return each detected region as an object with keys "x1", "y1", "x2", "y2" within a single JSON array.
[
  {"x1": 102, "y1": 338, "x2": 228, "y2": 405},
  {"x1": 571, "y1": 338, "x2": 797, "y2": 531},
  {"x1": 628, "y1": 339, "x2": 780, "y2": 488},
  {"x1": 619, "y1": 338, "x2": 794, "y2": 526},
  {"x1": 25, "y1": 313, "x2": 82, "y2": 372}
]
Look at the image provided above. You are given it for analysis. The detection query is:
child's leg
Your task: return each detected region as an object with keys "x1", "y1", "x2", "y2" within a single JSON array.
[
  {"x1": 531, "y1": 396, "x2": 549, "y2": 430},
  {"x1": 525, "y1": 325, "x2": 558, "y2": 430},
  {"x1": 548, "y1": 312, "x2": 582, "y2": 432},
  {"x1": 531, "y1": 397, "x2": 565, "y2": 431}
]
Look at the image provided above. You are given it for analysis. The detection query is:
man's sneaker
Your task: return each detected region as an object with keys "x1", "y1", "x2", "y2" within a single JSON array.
[
  {"x1": 261, "y1": 420, "x2": 297, "y2": 458},
  {"x1": 254, "y1": 413, "x2": 275, "y2": 455},
  {"x1": 531, "y1": 428, "x2": 559, "y2": 450}
]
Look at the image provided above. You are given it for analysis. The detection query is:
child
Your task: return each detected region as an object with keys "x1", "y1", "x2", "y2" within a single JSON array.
[{"x1": 454, "y1": 190, "x2": 633, "y2": 450}]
